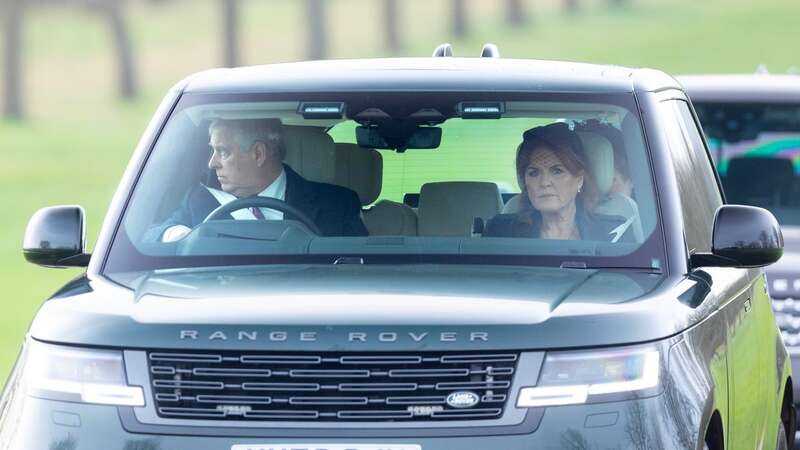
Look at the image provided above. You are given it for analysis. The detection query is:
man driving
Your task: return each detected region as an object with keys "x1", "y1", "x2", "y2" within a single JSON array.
[{"x1": 156, "y1": 118, "x2": 367, "y2": 242}]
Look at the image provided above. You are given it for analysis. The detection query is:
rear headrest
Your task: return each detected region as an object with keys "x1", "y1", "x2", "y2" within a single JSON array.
[
  {"x1": 418, "y1": 182, "x2": 503, "y2": 236},
  {"x1": 334, "y1": 143, "x2": 383, "y2": 206},
  {"x1": 577, "y1": 131, "x2": 614, "y2": 196},
  {"x1": 282, "y1": 126, "x2": 336, "y2": 184}
]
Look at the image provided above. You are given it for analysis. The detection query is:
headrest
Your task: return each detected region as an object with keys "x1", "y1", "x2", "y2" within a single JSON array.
[
  {"x1": 577, "y1": 131, "x2": 614, "y2": 196},
  {"x1": 282, "y1": 126, "x2": 336, "y2": 184},
  {"x1": 502, "y1": 193, "x2": 521, "y2": 214},
  {"x1": 418, "y1": 182, "x2": 503, "y2": 236},
  {"x1": 334, "y1": 144, "x2": 383, "y2": 206},
  {"x1": 363, "y1": 200, "x2": 418, "y2": 236}
]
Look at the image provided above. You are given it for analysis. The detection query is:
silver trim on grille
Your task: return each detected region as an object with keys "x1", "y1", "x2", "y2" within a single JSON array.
[
  {"x1": 143, "y1": 350, "x2": 519, "y2": 423},
  {"x1": 125, "y1": 350, "x2": 545, "y2": 429}
]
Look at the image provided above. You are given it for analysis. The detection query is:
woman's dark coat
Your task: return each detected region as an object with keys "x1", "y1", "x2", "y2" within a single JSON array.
[{"x1": 484, "y1": 205, "x2": 631, "y2": 242}]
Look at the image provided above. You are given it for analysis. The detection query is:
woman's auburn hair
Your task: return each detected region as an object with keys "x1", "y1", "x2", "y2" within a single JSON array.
[{"x1": 515, "y1": 123, "x2": 599, "y2": 216}]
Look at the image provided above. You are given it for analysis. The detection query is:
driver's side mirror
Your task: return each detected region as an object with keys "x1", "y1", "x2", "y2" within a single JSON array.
[
  {"x1": 691, "y1": 205, "x2": 783, "y2": 268},
  {"x1": 23, "y1": 205, "x2": 90, "y2": 268}
]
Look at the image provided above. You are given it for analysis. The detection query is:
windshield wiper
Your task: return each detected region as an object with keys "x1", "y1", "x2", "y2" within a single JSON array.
[{"x1": 560, "y1": 260, "x2": 663, "y2": 274}]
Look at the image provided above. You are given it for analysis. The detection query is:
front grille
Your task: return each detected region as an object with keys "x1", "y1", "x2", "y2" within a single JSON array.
[
  {"x1": 147, "y1": 350, "x2": 518, "y2": 421},
  {"x1": 774, "y1": 298, "x2": 800, "y2": 348}
]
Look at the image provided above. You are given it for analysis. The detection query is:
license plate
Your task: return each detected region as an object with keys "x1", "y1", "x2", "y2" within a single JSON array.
[{"x1": 231, "y1": 445, "x2": 421, "y2": 450}]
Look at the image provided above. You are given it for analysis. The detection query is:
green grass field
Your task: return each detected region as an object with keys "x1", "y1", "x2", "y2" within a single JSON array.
[{"x1": 1, "y1": 0, "x2": 798, "y2": 383}]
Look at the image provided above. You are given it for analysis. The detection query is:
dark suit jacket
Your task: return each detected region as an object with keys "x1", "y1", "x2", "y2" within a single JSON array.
[
  {"x1": 151, "y1": 165, "x2": 367, "y2": 239},
  {"x1": 484, "y1": 207, "x2": 631, "y2": 242}
]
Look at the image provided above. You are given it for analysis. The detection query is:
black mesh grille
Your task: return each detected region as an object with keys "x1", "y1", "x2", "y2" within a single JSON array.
[
  {"x1": 774, "y1": 298, "x2": 800, "y2": 348},
  {"x1": 147, "y1": 350, "x2": 518, "y2": 421}
]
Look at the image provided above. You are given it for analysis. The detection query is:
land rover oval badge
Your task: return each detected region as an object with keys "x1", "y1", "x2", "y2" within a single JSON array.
[{"x1": 446, "y1": 391, "x2": 480, "y2": 408}]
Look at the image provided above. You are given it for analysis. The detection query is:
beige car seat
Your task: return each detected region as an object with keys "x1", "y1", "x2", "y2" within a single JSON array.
[
  {"x1": 578, "y1": 131, "x2": 643, "y2": 242},
  {"x1": 282, "y1": 126, "x2": 337, "y2": 183},
  {"x1": 279, "y1": 127, "x2": 420, "y2": 236},
  {"x1": 334, "y1": 143, "x2": 418, "y2": 236},
  {"x1": 417, "y1": 181, "x2": 503, "y2": 237}
]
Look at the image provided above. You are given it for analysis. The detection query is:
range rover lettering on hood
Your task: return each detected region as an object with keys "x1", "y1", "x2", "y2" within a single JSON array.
[{"x1": 179, "y1": 330, "x2": 490, "y2": 342}]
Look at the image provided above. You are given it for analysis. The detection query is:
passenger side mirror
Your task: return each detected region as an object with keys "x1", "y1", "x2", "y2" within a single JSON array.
[
  {"x1": 691, "y1": 205, "x2": 783, "y2": 268},
  {"x1": 23, "y1": 205, "x2": 90, "y2": 268}
]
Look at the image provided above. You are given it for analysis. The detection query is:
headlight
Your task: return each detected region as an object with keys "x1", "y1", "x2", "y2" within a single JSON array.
[
  {"x1": 23, "y1": 340, "x2": 144, "y2": 407},
  {"x1": 517, "y1": 345, "x2": 660, "y2": 408}
]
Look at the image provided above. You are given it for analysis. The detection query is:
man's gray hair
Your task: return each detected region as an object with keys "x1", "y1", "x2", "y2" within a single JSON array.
[{"x1": 209, "y1": 118, "x2": 286, "y2": 160}]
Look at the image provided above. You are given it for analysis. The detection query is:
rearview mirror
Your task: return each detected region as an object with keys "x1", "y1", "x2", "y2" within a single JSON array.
[
  {"x1": 23, "y1": 205, "x2": 90, "y2": 268},
  {"x1": 356, "y1": 126, "x2": 441, "y2": 151}
]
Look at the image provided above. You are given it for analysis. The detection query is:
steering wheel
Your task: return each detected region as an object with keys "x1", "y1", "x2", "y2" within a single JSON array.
[{"x1": 202, "y1": 197, "x2": 322, "y2": 235}]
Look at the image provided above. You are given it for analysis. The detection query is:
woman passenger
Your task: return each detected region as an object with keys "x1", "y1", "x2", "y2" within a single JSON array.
[{"x1": 484, "y1": 122, "x2": 629, "y2": 241}]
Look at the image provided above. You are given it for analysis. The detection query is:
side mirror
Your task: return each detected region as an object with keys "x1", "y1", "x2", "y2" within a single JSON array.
[
  {"x1": 691, "y1": 205, "x2": 783, "y2": 268},
  {"x1": 23, "y1": 206, "x2": 90, "y2": 268}
]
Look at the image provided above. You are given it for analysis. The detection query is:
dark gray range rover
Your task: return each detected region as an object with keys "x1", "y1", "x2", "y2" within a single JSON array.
[{"x1": 2, "y1": 50, "x2": 795, "y2": 450}]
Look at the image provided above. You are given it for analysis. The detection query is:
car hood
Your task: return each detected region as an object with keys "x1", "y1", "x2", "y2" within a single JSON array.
[{"x1": 30, "y1": 265, "x2": 704, "y2": 351}]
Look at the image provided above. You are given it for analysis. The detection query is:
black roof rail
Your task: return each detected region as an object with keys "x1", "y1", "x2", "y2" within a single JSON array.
[
  {"x1": 432, "y1": 43, "x2": 453, "y2": 57},
  {"x1": 481, "y1": 43, "x2": 500, "y2": 58}
]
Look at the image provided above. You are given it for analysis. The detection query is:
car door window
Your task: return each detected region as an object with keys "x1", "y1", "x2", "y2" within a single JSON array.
[{"x1": 660, "y1": 99, "x2": 723, "y2": 254}]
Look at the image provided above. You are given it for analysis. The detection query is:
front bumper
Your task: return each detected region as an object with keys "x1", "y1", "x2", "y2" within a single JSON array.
[{"x1": 0, "y1": 394, "x2": 701, "y2": 450}]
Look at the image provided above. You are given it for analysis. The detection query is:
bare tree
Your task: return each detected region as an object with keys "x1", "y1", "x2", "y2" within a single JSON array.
[
  {"x1": 306, "y1": 0, "x2": 326, "y2": 60},
  {"x1": 221, "y1": 0, "x2": 239, "y2": 66},
  {"x1": 451, "y1": 0, "x2": 467, "y2": 38},
  {"x1": 506, "y1": 0, "x2": 527, "y2": 26},
  {"x1": 102, "y1": 0, "x2": 138, "y2": 99},
  {"x1": 2, "y1": 0, "x2": 25, "y2": 119},
  {"x1": 4, "y1": 0, "x2": 141, "y2": 118},
  {"x1": 384, "y1": 0, "x2": 400, "y2": 51}
]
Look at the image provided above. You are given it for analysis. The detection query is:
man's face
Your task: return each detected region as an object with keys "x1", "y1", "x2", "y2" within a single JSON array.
[{"x1": 208, "y1": 127, "x2": 264, "y2": 197}]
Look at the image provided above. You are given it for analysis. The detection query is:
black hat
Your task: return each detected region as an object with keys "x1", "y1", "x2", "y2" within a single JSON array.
[{"x1": 522, "y1": 122, "x2": 585, "y2": 158}]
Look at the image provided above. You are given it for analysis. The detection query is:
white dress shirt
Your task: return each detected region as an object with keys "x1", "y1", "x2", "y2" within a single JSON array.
[{"x1": 205, "y1": 169, "x2": 287, "y2": 220}]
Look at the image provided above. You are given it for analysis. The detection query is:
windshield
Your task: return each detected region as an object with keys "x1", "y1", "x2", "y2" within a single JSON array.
[
  {"x1": 104, "y1": 92, "x2": 663, "y2": 274},
  {"x1": 693, "y1": 102, "x2": 800, "y2": 226}
]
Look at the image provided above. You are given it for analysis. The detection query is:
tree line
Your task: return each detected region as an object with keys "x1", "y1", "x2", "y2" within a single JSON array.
[{"x1": 2, "y1": 0, "x2": 627, "y2": 121}]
